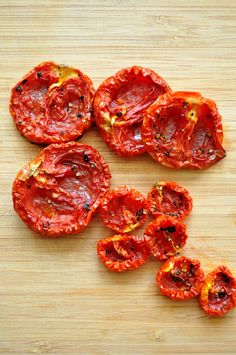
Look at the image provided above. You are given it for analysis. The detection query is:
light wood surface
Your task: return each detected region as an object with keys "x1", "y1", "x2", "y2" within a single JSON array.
[{"x1": 1, "y1": 1, "x2": 236, "y2": 354}]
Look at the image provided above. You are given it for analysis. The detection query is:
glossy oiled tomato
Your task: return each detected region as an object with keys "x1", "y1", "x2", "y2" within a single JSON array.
[
  {"x1": 9, "y1": 61, "x2": 95, "y2": 144},
  {"x1": 142, "y1": 91, "x2": 226, "y2": 169},
  {"x1": 93, "y1": 66, "x2": 171, "y2": 156},
  {"x1": 157, "y1": 256, "x2": 205, "y2": 300},
  {"x1": 100, "y1": 186, "x2": 148, "y2": 233},
  {"x1": 12, "y1": 142, "x2": 111, "y2": 237},
  {"x1": 200, "y1": 265, "x2": 236, "y2": 317},
  {"x1": 147, "y1": 181, "x2": 193, "y2": 220},
  {"x1": 97, "y1": 234, "x2": 149, "y2": 272},
  {"x1": 144, "y1": 216, "x2": 188, "y2": 261}
]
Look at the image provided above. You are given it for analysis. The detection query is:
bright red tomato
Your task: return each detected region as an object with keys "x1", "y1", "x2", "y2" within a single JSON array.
[
  {"x1": 12, "y1": 142, "x2": 111, "y2": 237},
  {"x1": 142, "y1": 91, "x2": 226, "y2": 169},
  {"x1": 97, "y1": 234, "x2": 149, "y2": 272},
  {"x1": 10, "y1": 61, "x2": 95, "y2": 144}
]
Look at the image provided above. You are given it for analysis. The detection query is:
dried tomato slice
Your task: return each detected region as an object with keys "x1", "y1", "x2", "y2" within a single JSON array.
[
  {"x1": 93, "y1": 66, "x2": 171, "y2": 156},
  {"x1": 147, "y1": 181, "x2": 193, "y2": 220},
  {"x1": 142, "y1": 91, "x2": 226, "y2": 169},
  {"x1": 157, "y1": 256, "x2": 205, "y2": 300},
  {"x1": 9, "y1": 61, "x2": 95, "y2": 144},
  {"x1": 200, "y1": 266, "x2": 236, "y2": 317},
  {"x1": 12, "y1": 142, "x2": 111, "y2": 237},
  {"x1": 144, "y1": 216, "x2": 188, "y2": 261},
  {"x1": 97, "y1": 234, "x2": 149, "y2": 272},
  {"x1": 100, "y1": 186, "x2": 148, "y2": 233}
]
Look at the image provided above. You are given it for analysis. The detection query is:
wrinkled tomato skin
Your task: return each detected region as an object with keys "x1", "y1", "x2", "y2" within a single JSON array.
[
  {"x1": 93, "y1": 66, "x2": 172, "y2": 157},
  {"x1": 9, "y1": 61, "x2": 95, "y2": 144},
  {"x1": 142, "y1": 91, "x2": 226, "y2": 169},
  {"x1": 200, "y1": 265, "x2": 236, "y2": 317},
  {"x1": 144, "y1": 216, "x2": 188, "y2": 261},
  {"x1": 157, "y1": 256, "x2": 205, "y2": 300},
  {"x1": 12, "y1": 142, "x2": 111, "y2": 237},
  {"x1": 147, "y1": 181, "x2": 193, "y2": 220},
  {"x1": 97, "y1": 234, "x2": 149, "y2": 272},
  {"x1": 100, "y1": 186, "x2": 148, "y2": 233}
]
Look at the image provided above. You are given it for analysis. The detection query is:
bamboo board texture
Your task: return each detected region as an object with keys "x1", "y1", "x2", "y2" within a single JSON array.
[{"x1": 0, "y1": 0, "x2": 236, "y2": 354}]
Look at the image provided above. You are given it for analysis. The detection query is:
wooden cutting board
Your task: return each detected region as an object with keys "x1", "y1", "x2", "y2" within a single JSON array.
[{"x1": 1, "y1": 1, "x2": 236, "y2": 354}]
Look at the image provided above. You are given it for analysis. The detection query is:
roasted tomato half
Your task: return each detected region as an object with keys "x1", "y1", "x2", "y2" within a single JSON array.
[
  {"x1": 93, "y1": 66, "x2": 171, "y2": 157},
  {"x1": 100, "y1": 186, "x2": 148, "y2": 233},
  {"x1": 157, "y1": 256, "x2": 205, "y2": 300},
  {"x1": 9, "y1": 61, "x2": 95, "y2": 144},
  {"x1": 144, "y1": 216, "x2": 188, "y2": 261},
  {"x1": 12, "y1": 142, "x2": 111, "y2": 237},
  {"x1": 147, "y1": 181, "x2": 193, "y2": 220},
  {"x1": 97, "y1": 234, "x2": 149, "y2": 272},
  {"x1": 200, "y1": 265, "x2": 236, "y2": 317},
  {"x1": 142, "y1": 91, "x2": 226, "y2": 169}
]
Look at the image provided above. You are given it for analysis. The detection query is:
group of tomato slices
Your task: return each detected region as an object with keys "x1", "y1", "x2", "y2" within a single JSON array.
[
  {"x1": 10, "y1": 62, "x2": 234, "y2": 318},
  {"x1": 10, "y1": 61, "x2": 226, "y2": 169}
]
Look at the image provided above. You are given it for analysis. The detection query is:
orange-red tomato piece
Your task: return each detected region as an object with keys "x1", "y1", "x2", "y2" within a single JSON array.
[
  {"x1": 100, "y1": 186, "x2": 148, "y2": 233},
  {"x1": 157, "y1": 256, "x2": 205, "y2": 300},
  {"x1": 144, "y1": 216, "x2": 188, "y2": 261},
  {"x1": 93, "y1": 66, "x2": 171, "y2": 157},
  {"x1": 97, "y1": 234, "x2": 149, "y2": 272},
  {"x1": 12, "y1": 142, "x2": 111, "y2": 237},
  {"x1": 147, "y1": 181, "x2": 193, "y2": 220},
  {"x1": 199, "y1": 265, "x2": 236, "y2": 317},
  {"x1": 142, "y1": 91, "x2": 226, "y2": 169},
  {"x1": 9, "y1": 61, "x2": 95, "y2": 144}
]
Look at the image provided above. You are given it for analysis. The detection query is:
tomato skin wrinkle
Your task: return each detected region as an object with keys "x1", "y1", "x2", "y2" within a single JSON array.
[
  {"x1": 156, "y1": 256, "x2": 205, "y2": 300},
  {"x1": 144, "y1": 215, "x2": 188, "y2": 261},
  {"x1": 100, "y1": 186, "x2": 148, "y2": 233},
  {"x1": 9, "y1": 61, "x2": 95, "y2": 144},
  {"x1": 147, "y1": 181, "x2": 193, "y2": 220},
  {"x1": 97, "y1": 234, "x2": 149, "y2": 272},
  {"x1": 142, "y1": 91, "x2": 226, "y2": 169},
  {"x1": 12, "y1": 142, "x2": 111, "y2": 237},
  {"x1": 199, "y1": 265, "x2": 236, "y2": 317},
  {"x1": 93, "y1": 66, "x2": 171, "y2": 157}
]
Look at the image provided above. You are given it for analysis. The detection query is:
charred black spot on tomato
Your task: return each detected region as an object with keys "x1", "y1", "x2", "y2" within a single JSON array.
[
  {"x1": 189, "y1": 263, "x2": 195, "y2": 276},
  {"x1": 89, "y1": 108, "x2": 93, "y2": 113},
  {"x1": 22, "y1": 79, "x2": 28, "y2": 85},
  {"x1": 164, "y1": 150, "x2": 171, "y2": 157},
  {"x1": 218, "y1": 290, "x2": 227, "y2": 299},
  {"x1": 116, "y1": 111, "x2": 123, "y2": 117},
  {"x1": 17, "y1": 120, "x2": 22, "y2": 125},
  {"x1": 42, "y1": 221, "x2": 50, "y2": 229},
  {"x1": 90, "y1": 162, "x2": 96, "y2": 168},
  {"x1": 221, "y1": 273, "x2": 230, "y2": 283},
  {"x1": 83, "y1": 154, "x2": 89, "y2": 163},
  {"x1": 136, "y1": 208, "x2": 144, "y2": 216},
  {"x1": 160, "y1": 226, "x2": 176, "y2": 233},
  {"x1": 80, "y1": 95, "x2": 84, "y2": 100},
  {"x1": 84, "y1": 203, "x2": 90, "y2": 211},
  {"x1": 36, "y1": 71, "x2": 42, "y2": 78},
  {"x1": 16, "y1": 85, "x2": 22, "y2": 92},
  {"x1": 77, "y1": 113, "x2": 82, "y2": 118}
]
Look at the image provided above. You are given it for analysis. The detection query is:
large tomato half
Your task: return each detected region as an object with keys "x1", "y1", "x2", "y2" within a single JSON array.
[
  {"x1": 142, "y1": 91, "x2": 226, "y2": 169},
  {"x1": 12, "y1": 142, "x2": 111, "y2": 237},
  {"x1": 97, "y1": 234, "x2": 149, "y2": 272},
  {"x1": 157, "y1": 256, "x2": 205, "y2": 300},
  {"x1": 147, "y1": 181, "x2": 193, "y2": 220},
  {"x1": 200, "y1": 265, "x2": 236, "y2": 317},
  {"x1": 93, "y1": 66, "x2": 171, "y2": 157},
  {"x1": 9, "y1": 61, "x2": 95, "y2": 144}
]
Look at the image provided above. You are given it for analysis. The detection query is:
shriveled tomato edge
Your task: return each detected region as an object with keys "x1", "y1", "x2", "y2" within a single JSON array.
[
  {"x1": 9, "y1": 61, "x2": 95, "y2": 144},
  {"x1": 142, "y1": 91, "x2": 226, "y2": 169},
  {"x1": 97, "y1": 234, "x2": 149, "y2": 272},
  {"x1": 12, "y1": 142, "x2": 111, "y2": 237},
  {"x1": 199, "y1": 265, "x2": 236, "y2": 317},
  {"x1": 100, "y1": 185, "x2": 148, "y2": 233},
  {"x1": 144, "y1": 215, "x2": 188, "y2": 261},
  {"x1": 156, "y1": 256, "x2": 205, "y2": 300},
  {"x1": 147, "y1": 181, "x2": 193, "y2": 220}
]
